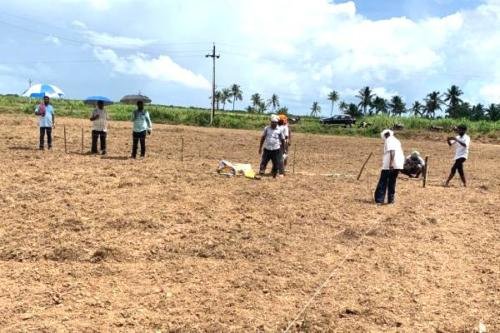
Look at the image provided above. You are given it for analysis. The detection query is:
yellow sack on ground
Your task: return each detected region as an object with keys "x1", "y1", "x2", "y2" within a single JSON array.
[{"x1": 217, "y1": 160, "x2": 257, "y2": 179}]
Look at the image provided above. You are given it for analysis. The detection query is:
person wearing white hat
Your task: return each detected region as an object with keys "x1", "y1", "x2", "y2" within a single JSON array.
[
  {"x1": 401, "y1": 150, "x2": 425, "y2": 178},
  {"x1": 259, "y1": 115, "x2": 285, "y2": 178},
  {"x1": 374, "y1": 129, "x2": 405, "y2": 204}
]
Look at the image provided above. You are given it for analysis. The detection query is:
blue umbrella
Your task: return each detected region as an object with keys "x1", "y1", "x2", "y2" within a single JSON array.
[
  {"x1": 84, "y1": 96, "x2": 114, "y2": 106},
  {"x1": 29, "y1": 92, "x2": 46, "y2": 99},
  {"x1": 22, "y1": 83, "x2": 64, "y2": 99}
]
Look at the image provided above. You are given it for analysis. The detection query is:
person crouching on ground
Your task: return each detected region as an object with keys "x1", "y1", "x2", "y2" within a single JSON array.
[
  {"x1": 445, "y1": 124, "x2": 470, "y2": 187},
  {"x1": 259, "y1": 115, "x2": 285, "y2": 178},
  {"x1": 131, "y1": 100, "x2": 152, "y2": 159},
  {"x1": 401, "y1": 150, "x2": 425, "y2": 178},
  {"x1": 90, "y1": 100, "x2": 109, "y2": 155},
  {"x1": 35, "y1": 95, "x2": 55, "y2": 150},
  {"x1": 374, "y1": 129, "x2": 405, "y2": 205}
]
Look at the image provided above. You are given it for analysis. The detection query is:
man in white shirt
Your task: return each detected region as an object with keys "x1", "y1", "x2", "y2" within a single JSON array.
[
  {"x1": 90, "y1": 100, "x2": 109, "y2": 155},
  {"x1": 259, "y1": 115, "x2": 285, "y2": 178},
  {"x1": 374, "y1": 129, "x2": 405, "y2": 204},
  {"x1": 445, "y1": 125, "x2": 470, "y2": 187},
  {"x1": 35, "y1": 95, "x2": 55, "y2": 150}
]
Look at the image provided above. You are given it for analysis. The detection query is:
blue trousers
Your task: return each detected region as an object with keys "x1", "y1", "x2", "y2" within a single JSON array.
[{"x1": 374, "y1": 169, "x2": 399, "y2": 204}]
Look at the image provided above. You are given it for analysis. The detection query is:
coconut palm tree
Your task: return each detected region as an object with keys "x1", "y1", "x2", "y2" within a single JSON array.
[
  {"x1": 310, "y1": 102, "x2": 321, "y2": 117},
  {"x1": 345, "y1": 103, "x2": 362, "y2": 118},
  {"x1": 424, "y1": 91, "x2": 442, "y2": 118},
  {"x1": 388, "y1": 95, "x2": 406, "y2": 116},
  {"x1": 372, "y1": 97, "x2": 389, "y2": 115},
  {"x1": 470, "y1": 103, "x2": 485, "y2": 121},
  {"x1": 268, "y1": 94, "x2": 280, "y2": 112},
  {"x1": 277, "y1": 106, "x2": 289, "y2": 115},
  {"x1": 230, "y1": 84, "x2": 243, "y2": 111},
  {"x1": 251, "y1": 93, "x2": 262, "y2": 109},
  {"x1": 220, "y1": 88, "x2": 231, "y2": 110},
  {"x1": 411, "y1": 101, "x2": 424, "y2": 117},
  {"x1": 327, "y1": 90, "x2": 339, "y2": 116},
  {"x1": 444, "y1": 85, "x2": 463, "y2": 118},
  {"x1": 487, "y1": 103, "x2": 500, "y2": 121},
  {"x1": 339, "y1": 101, "x2": 348, "y2": 114},
  {"x1": 214, "y1": 90, "x2": 222, "y2": 110},
  {"x1": 356, "y1": 86, "x2": 375, "y2": 115},
  {"x1": 257, "y1": 101, "x2": 267, "y2": 114}
]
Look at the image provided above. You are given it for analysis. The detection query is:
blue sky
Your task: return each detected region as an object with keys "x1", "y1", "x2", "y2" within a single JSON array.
[
  {"x1": 342, "y1": 0, "x2": 481, "y2": 20},
  {"x1": 0, "y1": 0, "x2": 499, "y2": 116}
]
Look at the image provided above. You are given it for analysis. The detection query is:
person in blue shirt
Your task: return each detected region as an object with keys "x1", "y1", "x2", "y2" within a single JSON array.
[
  {"x1": 131, "y1": 100, "x2": 152, "y2": 159},
  {"x1": 34, "y1": 95, "x2": 55, "y2": 150}
]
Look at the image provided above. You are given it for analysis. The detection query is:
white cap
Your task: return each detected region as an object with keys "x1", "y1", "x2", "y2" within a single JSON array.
[
  {"x1": 270, "y1": 115, "x2": 279, "y2": 122},
  {"x1": 381, "y1": 129, "x2": 394, "y2": 140}
]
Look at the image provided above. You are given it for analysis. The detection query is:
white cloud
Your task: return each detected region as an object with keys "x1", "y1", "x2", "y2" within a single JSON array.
[
  {"x1": 83, "y1": 30, "x2": 155, "y2": 49},
  {"x1": 73, "y1": 20, "x2": 155, "y2": 49},
  {"x1": 3, "y1": 0, "x2": 500, "y2": 108},
  {"x1": 87, "y1": 0, "x2": 111, "y2": 11},
  {"x1": 0, "y1": 64, "x2": 12, "y2": 73},
  {"x1": 93, "y1": 47, "x2": 211, "y2": 90},
  {"x1": 61, "y1": 0, "x2": 113, "y2": 11},
  {"x1": 71, "y1": 20, "x2": 87, "y2": 29},
  {"x1": 43, "y1": 36, "x2": 61, "y2": 46},
  {"x1": 372, "y1": 87, "x2": 400, "y2": 100},
  {"x1": 480, "y1": 84, "x2": 500, "y2": 103}
]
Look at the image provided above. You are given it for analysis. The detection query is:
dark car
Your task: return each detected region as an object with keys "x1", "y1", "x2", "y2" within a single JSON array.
[{"x1": 319, "y1": 115, "x2": 356, "y2": 127}]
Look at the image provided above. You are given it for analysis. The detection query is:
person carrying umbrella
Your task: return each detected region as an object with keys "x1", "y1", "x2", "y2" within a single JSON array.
[
  {"x1": 89, "y1": 100, "x2": 109, "y2": 155},
  {"x1": 131, "y1": 100, "x2": 152, "y2": 159},
  {"x1": 35, "y1": 95, "x2": 55, "y2": 150}
]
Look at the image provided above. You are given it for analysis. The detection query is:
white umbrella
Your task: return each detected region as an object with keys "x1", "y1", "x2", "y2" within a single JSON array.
[{"x1": 22, "y1": 83, "x2": 65, "y2": 99}]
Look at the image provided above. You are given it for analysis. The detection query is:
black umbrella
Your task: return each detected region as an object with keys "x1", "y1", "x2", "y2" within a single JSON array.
[{"x1": 120, "y1": 94, "x2": 151, "y2": 104}]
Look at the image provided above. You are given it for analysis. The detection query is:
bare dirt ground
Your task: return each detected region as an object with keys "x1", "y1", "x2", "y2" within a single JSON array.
[{"x1": 0, "y1": 114, "x2": 498, "y2": 332}]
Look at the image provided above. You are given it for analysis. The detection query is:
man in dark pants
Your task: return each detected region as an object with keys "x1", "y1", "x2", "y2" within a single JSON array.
[
  {"x1": 259, "y1": 115, "x2": 285, "y2": 178},
  {"x1": 131, "y1": 100, "x2": 152, "y2": 159},
  {"x1": 374, "y1": 129, "x2": 405, "y2": 205},
  {"x1": 35, "y1": 96, "x2": 55, "y2": 150},
  {"x1": 445, "y1": 125, "x2": 470, "y2": 187},
  {"x1": 90, "y1": 100, "x2": 108, "y2": 155}
]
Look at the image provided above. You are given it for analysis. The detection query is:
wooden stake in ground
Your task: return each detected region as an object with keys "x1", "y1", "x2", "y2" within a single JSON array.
[
  {"x1": 357, "y1": 152, "x2": 373, "y2": 180},
  {"x1": 292, "y1": 142, "x2": 297, "y2": 174},
  {"x1": 180, "y1": 136, "x2": 184, "y2": 162},
  {"x1": 423, "y1": 156, "x2": 429, "y2": 188},
  {"x1": 81, "y1": 127, "x2": 84, "y2": 154},
  {"x1": 63, "y1": 125, "x2": 67, "y2": 154}
]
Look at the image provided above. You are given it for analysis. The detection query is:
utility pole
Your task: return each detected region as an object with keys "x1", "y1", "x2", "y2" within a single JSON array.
[{"x1": 205, "y1": 43, "x2": 219, "y2": 125}]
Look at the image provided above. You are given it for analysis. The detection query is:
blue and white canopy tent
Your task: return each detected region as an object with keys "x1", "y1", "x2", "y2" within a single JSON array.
[{"x1": 22, "y1": 83, "x2": 65, "y2": 99}]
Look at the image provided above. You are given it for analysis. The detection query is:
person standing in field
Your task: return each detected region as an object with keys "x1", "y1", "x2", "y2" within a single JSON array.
[
  {"x1": 278, "y1": 114, "x2": 291, "y2": 174},
  {"x1": 35, "y1": 95, "x2": 55, "y2": 150},
  {"x1": 445, "y1": 124, "x2": 470, "y2": 187},
  {"x1": 90, "y1": 100, "x2": 109, "y2": 155},
  {"x1": 131, "y1": 100, "x2": 152, "y2": 159},
  {"x1": 374, "y1": 129, "x2": 405, "y2": 205},
  {"x1": 259, "y1": 115, "x2": 285, "y2": 178}
]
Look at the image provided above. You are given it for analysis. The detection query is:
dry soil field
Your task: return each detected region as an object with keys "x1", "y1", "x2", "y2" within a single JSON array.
[{"x1": 0, "y1": 114, "x2": 498, "y2": 332}]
